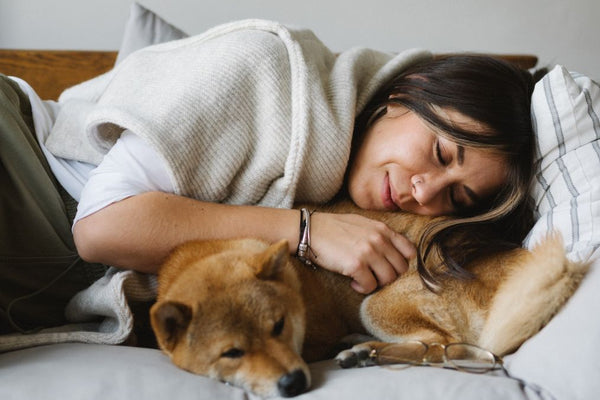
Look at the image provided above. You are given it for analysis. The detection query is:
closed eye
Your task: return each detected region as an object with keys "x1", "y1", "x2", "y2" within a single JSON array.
[
  {"x1": 449, "y1": 187, "x2": 460, "y2": 211},
  {"x1": 450, "y1": 185, "x2": 475, "y2": 214},
  {"x1": 436, "y1": 140, "x2": 458, "y2": 210},
  {"x1": 272, "y1": 317, "x2": 285, "y2": 337},
  {"x1": 221, "y1": 348, "x2": 245, "y2": 359},
  {"x1": 435, "y1": 140, "x2": 449, "y2": 166}
]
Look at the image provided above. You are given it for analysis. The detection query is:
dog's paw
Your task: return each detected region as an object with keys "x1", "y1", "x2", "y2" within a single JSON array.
[{"x1": 335, "y1": 343, "x2": 377, "y2": 369}]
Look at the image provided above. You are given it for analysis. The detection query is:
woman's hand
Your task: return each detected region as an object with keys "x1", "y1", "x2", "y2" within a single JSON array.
[{"x1": 308, "y1": 212, "x2": 416, "y2": 294}]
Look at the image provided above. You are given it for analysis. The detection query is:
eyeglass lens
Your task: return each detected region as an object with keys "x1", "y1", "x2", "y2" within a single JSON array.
[
  {"x1": 377, "y1": 341, "x2": 428, "y2": 366},
  {"x1": 377, "y1": 342, "x2": 496, "y2": 373},
  {"x1": 445, "y1": 343, "x2": 496, "y2": 373}
]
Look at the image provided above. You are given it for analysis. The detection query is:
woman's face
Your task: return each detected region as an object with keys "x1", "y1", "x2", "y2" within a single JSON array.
[{"x1": 347, "y1": 105, "x2": 508, "y2": 216}]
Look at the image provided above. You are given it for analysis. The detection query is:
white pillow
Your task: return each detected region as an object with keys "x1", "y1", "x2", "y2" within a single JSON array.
[
  {"x1": 509, "y1": 66, "x2": 600, "y2": 400},
  {"x1": 115, "y1": 2, "x2": 188, "y2": 64},
  {"x1": 524, "y1": 65, "x2": 600, "y2": 262}
]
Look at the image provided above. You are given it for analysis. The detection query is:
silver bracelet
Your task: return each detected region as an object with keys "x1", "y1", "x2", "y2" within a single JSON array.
[{"x1": 296, "y1": 208, "x2": 314, "y2": 267}]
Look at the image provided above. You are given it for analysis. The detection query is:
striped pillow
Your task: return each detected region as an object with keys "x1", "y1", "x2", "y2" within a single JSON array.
[{"x1": 524, "y1": 65, "x2": 600, "y2": 262}]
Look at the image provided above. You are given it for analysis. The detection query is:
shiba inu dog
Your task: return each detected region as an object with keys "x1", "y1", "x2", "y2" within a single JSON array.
[{"x1": 150, "y1": 201, "x2": 588, "y2": 397}]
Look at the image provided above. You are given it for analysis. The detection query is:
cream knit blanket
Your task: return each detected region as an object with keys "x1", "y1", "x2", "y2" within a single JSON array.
[
  {"x1": 47, "y1": 19, "x2": 431, "y2": 208},
  {"x1": 1, "y1": 20, "x2": 430, "y2": 351}
]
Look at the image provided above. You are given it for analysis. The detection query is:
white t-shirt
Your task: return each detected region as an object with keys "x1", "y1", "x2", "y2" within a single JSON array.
[
  {"x1": 74, "y1": 130, "x2": 174, "y2": 224},
  {"x1": 10, "y1": 77, "x2": 174, "y2": 227},
  {"x1": 10, "y1": 77, "x2": 96, "y2": 201}
]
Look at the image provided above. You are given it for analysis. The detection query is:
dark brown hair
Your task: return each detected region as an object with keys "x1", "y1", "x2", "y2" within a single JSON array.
[{"x1": 355, "y1": 54, "x2": 539, "y2": 289}]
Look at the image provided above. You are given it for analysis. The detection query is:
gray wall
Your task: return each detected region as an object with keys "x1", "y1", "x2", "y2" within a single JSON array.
[{"x1": 0, "y1": 0, "x2": 598, "y2": 79}]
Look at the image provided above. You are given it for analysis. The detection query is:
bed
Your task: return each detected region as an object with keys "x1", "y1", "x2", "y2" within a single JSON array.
[{"x1": 1, "y1": 3, "x2": 599, "y2": 400}]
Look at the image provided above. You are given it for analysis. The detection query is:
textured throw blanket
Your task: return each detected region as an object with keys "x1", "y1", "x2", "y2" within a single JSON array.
[
  {"x1": 48, "y1": 19, "x2": 430, "y2": 207},
  {"x1": 1, "y1": 20, "x2": 430, "y2": 351}
]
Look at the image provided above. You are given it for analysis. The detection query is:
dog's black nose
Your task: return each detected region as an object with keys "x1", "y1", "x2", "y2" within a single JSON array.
[{"x1": 277, "y1": 369, "x2": 308, "y2": 397}]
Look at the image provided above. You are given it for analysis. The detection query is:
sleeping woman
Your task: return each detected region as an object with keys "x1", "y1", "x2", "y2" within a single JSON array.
[{"x1": 0, "y1": 20, "x2": 537, "y2": 334}]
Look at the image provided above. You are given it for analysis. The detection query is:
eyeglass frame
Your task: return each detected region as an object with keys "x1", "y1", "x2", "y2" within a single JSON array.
[
  {"x1": 364, "y1": 340, "x2": 545, "y2": 396},
  {"x1": 368, "y1": 340, "x2": 505, "y2": 374}
]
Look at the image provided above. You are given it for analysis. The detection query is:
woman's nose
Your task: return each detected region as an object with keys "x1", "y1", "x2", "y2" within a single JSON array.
[{"x1": 411, "y1": 174, "x2": 447, "y2": 206}]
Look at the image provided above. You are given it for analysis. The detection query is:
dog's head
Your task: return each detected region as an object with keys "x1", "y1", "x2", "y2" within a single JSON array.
[{"x1": 150, "y1": 239, "x2": 310, "y2": 397}]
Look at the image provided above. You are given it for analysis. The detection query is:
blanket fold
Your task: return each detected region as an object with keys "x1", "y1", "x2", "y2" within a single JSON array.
[{"x1": 0, "y1": 268, "x2": 156, "y2": 352}]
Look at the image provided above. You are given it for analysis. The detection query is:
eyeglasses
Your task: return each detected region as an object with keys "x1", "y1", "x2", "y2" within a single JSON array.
[{"x1": 368, "y1": 341, "x2": 504, "y2": 374}]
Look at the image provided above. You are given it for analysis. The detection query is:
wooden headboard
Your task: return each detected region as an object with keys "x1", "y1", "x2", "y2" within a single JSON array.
[
  {"x1": 0, "y1": 50, "x2": 117, "y2": 100},
  {"x1": 0, "y1": 49, "x2": 538, "y2": 101}
]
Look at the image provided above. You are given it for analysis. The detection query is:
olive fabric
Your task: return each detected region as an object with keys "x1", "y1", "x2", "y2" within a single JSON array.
[{"x1": 0, "y1": 75, "x2": 105, "y2": 334}]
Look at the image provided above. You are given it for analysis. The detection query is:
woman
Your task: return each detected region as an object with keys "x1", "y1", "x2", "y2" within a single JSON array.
[
  {"x1": 349, "y1": 55, "x2": 536, "y2": 289},
  {"x1": 1, "y1": 21, "x2": 536, "y2": 335}
]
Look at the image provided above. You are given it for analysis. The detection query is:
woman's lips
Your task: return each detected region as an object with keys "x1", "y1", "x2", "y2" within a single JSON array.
[{"x1": 382, "y1": 173, "x2": 399, "y2": 211}]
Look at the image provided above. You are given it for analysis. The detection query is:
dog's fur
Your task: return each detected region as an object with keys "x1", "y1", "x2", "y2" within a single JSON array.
[{"x1": 150, "y1": 201, "x2": 588, "y2": 397}]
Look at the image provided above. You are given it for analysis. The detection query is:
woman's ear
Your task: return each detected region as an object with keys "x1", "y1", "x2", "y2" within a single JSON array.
[{"x1": 385, "y1": 101, "x2": 409, "y2": 117}]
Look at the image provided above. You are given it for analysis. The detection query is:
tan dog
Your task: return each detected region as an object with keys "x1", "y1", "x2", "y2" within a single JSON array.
[{"x1": 150, "y1": 201, "x2": 588, "y2": 397}]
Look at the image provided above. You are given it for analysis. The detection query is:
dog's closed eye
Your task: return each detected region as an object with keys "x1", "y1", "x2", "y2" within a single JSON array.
[
  {"x1": 272, "y1": 317, "x2": 285, "y2": 337},
  {"x1": 221, "y1": 348, "x2": 245, "y2": 359}
]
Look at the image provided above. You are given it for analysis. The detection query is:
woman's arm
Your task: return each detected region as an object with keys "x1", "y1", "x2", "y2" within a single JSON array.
[
  {"x1": 73, "y1": 191, "x2": 299, "y2": 273},
  {"x1": 73, "y1": 191, "x2": 415, "y2": 293}
]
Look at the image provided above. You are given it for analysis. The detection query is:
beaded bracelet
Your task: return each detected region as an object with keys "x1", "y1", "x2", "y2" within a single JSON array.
[{"x1": 296, "y1": 208, "x2": 314, "y2": 267}]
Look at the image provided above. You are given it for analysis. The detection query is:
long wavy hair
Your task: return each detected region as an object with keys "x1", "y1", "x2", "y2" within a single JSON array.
[{"x1": 353, "y1": 54, "x2": 540, "y2": 290}]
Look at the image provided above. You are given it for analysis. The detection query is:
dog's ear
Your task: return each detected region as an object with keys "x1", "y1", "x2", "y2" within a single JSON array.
[
  {"x1": 150, "y1": 300, "x2": 193, "y2": 354},
  {"x1": 253, "y1": 239, "x2": 289, "y2": 280}
]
